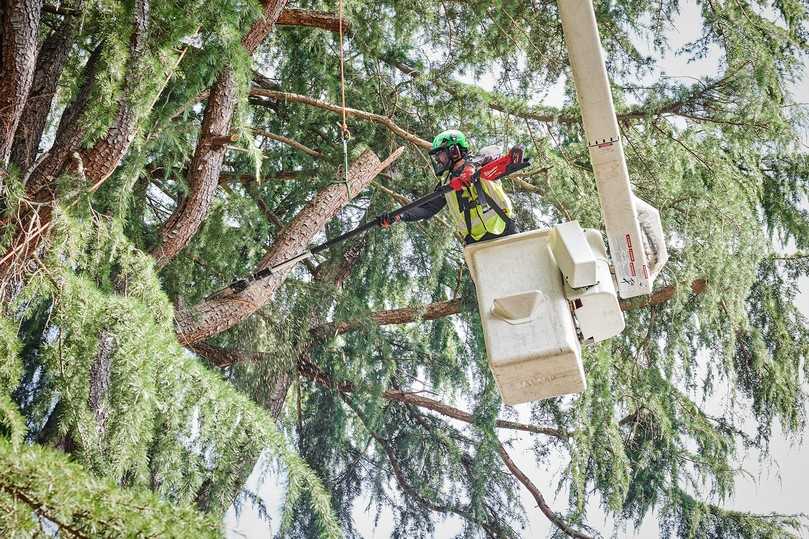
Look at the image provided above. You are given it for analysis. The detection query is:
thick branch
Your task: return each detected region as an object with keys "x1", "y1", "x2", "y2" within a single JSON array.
[
  {"x1": 0, "y1": 0, "x2": 43, "y2": 166},
  {"x1": 620, "y1": 278, "x2": 707, "y2": 310},
  {"x1": 312, "y1": 298, "x2": 464, "y2": 338},
  {"x1": 277, "y1": 8, "x2": 350, "y2": 34},
  {"x1": 313, "y1": 279, "x2": 709, "y2": 336},
  {"x1": 24, "y1": 44, "x2": 102, "y2": 194},
  {"x1": 151, "y1": 0, "x2": 288, "y2": 268},
  {"x1": 174, "y1": 147, "x2": 403, "y2": 344},
  {"x1": 250, "y1": 88, "x2": 431, "y2": 148},
  {"x1": 242, "y1": 0, "x2": 288, "y2": 53}
]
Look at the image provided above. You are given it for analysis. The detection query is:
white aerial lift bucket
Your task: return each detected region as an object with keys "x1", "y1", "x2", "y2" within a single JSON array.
[{"x1": 465, "y1": 223, "x2": 626, "y2": 405}]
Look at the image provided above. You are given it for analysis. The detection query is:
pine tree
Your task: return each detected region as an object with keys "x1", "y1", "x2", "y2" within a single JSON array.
[{"x1": 1, "y1": 0, "x2": 808, "y2": 537}]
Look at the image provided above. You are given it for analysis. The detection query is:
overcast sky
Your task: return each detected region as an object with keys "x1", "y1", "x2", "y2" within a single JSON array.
[{"x1": 226, "y1": 2, "x2": 809, "y2": 537}]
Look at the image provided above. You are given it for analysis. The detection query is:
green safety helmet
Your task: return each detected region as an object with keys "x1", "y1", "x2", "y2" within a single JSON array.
[{"x1": 429, "y1": 129, "x2": 469, "y2": 175}]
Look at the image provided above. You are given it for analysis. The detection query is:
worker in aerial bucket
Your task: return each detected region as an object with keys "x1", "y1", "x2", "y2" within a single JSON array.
[{"x1": 379, "y1": 129, "x2": 518, "y2": 244}]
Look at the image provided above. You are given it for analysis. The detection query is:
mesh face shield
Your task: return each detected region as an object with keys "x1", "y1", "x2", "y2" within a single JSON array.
[{"x1": 429, "y1": 145, "x2": 464, "y2": 175}]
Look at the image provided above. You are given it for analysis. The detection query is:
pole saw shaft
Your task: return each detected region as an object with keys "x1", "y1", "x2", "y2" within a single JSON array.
[{"x1": 221, "y1": 150, "x2": 530, "y2": 295}]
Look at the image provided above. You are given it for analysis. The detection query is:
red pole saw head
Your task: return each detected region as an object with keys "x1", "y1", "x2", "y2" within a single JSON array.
[{"x1": 448, "y1": 145, "x2": 529, "y2": 191}]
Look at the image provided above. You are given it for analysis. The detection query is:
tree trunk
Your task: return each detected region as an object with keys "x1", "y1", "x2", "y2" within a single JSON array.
[
  {"x1": 150, "y1": 0, "x2": 288, "y2": 268},
  {"x1": 9, "y1": 3, "x2": 83, "y2": 171},
  {"x1": 88, "y1": 331, "x2": 115, "y2": 435},
  {"x1": 0, "y1": 0, "x2": 148, "y2": 280},
  {"x1": 77, "y1": 0, "x2": 149, "y2": 186},
  {"x1": 174, "y1": 147, "x2": 402, "y2": 344},
  {"x1": 23, "y1": 44, "x2": 101, "y2": 197},
  {"x1": 0, "y1": 0, "x2": 43, "y2": 169},
  {"x1": 150, "y1": 67, "x2": 239, "y2": 267}
]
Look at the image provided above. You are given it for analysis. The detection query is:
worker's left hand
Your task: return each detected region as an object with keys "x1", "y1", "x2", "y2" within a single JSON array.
[{"x1": 378, "y1": 213, "x2": 400, "y2": 229}]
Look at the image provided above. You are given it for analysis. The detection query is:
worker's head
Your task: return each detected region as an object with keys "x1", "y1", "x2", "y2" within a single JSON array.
[{"x1": 429, "y1": 129, "x2": 469, "y2": 175}]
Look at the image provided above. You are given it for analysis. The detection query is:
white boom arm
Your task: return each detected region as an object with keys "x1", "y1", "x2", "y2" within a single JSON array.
[{"x1": 558, "y1": 0, "x2": 667, "y2": 298}]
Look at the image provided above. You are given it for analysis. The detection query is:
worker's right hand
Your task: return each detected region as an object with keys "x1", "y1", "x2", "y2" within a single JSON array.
[
  {"x1": 378, "y1": 213, "x2": 400, "y2": 229},
  {"x1": 449, "y1": 164, "x2": 476, "y2": 191}
]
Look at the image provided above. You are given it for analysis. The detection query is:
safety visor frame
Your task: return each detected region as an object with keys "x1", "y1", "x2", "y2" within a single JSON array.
[{"x1": 428, "y1": 144, "x2": 463, "y2": 174}]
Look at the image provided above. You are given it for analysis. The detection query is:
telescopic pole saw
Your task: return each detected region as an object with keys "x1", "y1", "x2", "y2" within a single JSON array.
[{"x1": 219, "y1": 147, "x2": 530, "y2": 295}]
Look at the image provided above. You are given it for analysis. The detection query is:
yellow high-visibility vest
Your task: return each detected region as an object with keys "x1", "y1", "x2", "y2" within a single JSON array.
[{"x1": 445, "y1": 178, "x2": 513, "y2": 241}]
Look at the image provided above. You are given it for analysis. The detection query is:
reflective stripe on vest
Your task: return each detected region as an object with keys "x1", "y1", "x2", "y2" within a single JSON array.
[{"x1": 445, "y1": 178, "x2": 513, "y2": 241}]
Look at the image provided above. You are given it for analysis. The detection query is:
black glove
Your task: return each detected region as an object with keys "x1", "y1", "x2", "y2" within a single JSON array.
[{"x1": 378, "y1": 212, "x2": 401, "y2": 229}]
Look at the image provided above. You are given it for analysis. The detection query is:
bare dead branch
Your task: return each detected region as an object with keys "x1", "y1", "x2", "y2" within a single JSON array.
[
  {"x1": 497, "y1": 440, "x2": 594, "y2": 538},
  {"x1": 252, "y1": 129, "x2": 322, "y2": 157},
  {"x1": 250, "y1": 88, "x2": 431, "y2": 148}
]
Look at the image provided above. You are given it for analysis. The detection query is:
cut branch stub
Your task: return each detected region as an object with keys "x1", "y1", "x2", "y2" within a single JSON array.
[
  {"x1": 208, "y1": 133, "x2": 240, "y2": 147},
  {"x1": 277, "y1": 8, "x2": 350, "y2": 34},
  {"x1": 174, "y1": 146, "x2": 404, "y2": 344}
]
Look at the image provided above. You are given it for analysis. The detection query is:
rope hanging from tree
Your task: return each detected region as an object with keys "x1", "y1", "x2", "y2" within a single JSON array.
[{"x1": 337, "y1": 0, "x2": 352, "y2": 197}]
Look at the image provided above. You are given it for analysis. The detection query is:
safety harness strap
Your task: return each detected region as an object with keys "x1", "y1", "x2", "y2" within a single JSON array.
[
  {"x1": 474, "y1": 177, "x2": 511, "y2": 225},
  {"x1": 456, "y1": 190, "x2": 474, "y2": 243}
]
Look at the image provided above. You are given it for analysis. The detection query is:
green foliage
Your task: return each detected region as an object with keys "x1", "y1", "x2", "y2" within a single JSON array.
[
  {"x1": 3, "y1": 209, "x2": 340, "y2": 537},
  {"x1": 0, "y1": 315, "x2": 24, "y2": 450},
  {"x1": 660, "y1": 488, "x2": 804, "y2": 539},
  {"x1": 0, "y1": 437, "x2": 220, "y2": 538}
]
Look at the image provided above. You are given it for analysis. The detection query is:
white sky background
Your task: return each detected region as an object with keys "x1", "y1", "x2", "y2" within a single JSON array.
[{"x1": 226, "y1": 2, "x2": 809, "y2": 537}]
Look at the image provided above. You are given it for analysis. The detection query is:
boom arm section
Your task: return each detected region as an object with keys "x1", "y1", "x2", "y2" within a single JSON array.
[{"x1": 558, "y1": 0, "x2": 668, "y2": 298}]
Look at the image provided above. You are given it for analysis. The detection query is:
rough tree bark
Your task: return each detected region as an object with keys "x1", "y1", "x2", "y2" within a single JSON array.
[
  {"x1": 77, "y1": 0, "x2": 149, "y2": 186},
  {"x1": 276, "y1": 8, "x2": 350, "y2": 34},
  {"x1": 88, "y1": 331, "x2": 115, "y2": 435},
  {"x1": 0, "y1": 0, "x2": 43, "y2": 168},
  {"x1": 175, "y1": 147, "x2": 403, "y2": 344},
  {"x1": 150, "y1": 0, "x2": 288, "y2": 268},
  {"x1": 10, "y1": 2, "x2": 83, "y2": 171},
  {"x1": 23, "y1": 44, "x2": 102, "y2": 197}
]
